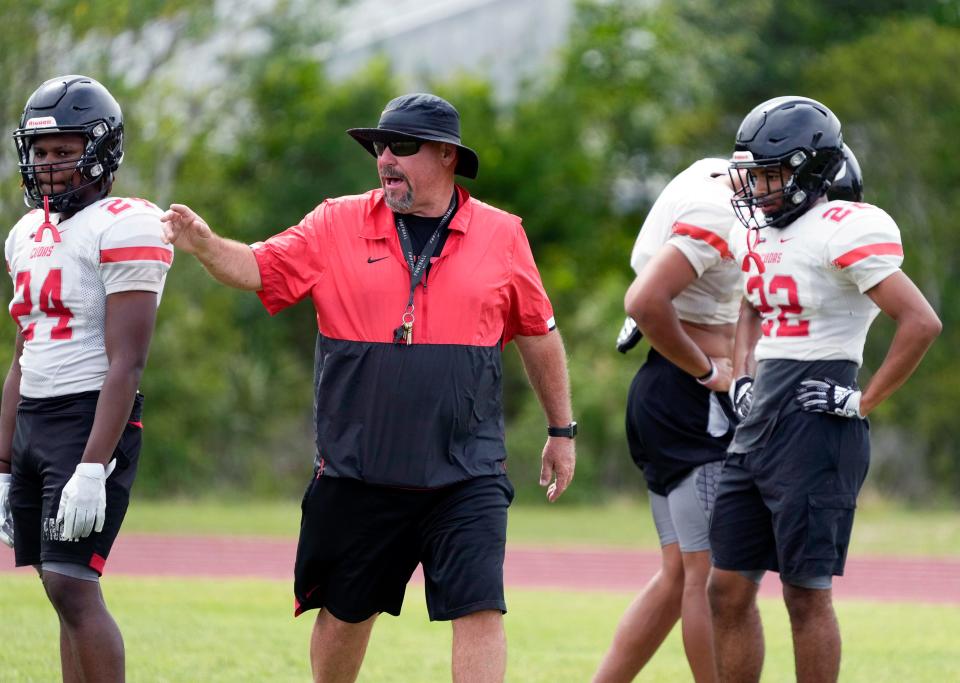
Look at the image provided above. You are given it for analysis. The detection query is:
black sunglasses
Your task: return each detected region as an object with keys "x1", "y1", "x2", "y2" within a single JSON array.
[{"x1": 373, "y1": 140, "x2": 424, "y2": 157}]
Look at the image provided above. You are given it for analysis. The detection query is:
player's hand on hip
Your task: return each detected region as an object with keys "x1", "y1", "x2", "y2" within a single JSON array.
[
  {"x1": 160, "y1": 204, "x2": 213, "y2": 254},
  {"x1": 795, "y1": 377, "x2": 864, "y2": 419},
  {"x1": 730, "y1": 375, "x2": 754, "y2": 420},
  {"x1": 56, "y1": 460, "x2": 116, "y2": 541},
  {"x1": 0, "y1": 473, "x2": 14, "y2": 548},
  {"x1": 540, "y1": 437, "x2": 575, "y2": 502},
  {"x1": 701, "y1": 357, "x2": 734, "y2": 393}
]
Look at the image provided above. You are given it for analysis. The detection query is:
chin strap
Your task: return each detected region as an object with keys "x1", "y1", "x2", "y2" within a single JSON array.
[
  {"x1": 741, "y1": 226, "x2": 765, "y2": 274},
  {"x1": 34, "y1": 195, "x2": 62, "y2": 244}
]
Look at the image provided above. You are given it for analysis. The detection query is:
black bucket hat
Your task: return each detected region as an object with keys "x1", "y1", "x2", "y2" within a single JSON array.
[{"x1": 347, "y1": 93, "x2": 479, "y2": 179}]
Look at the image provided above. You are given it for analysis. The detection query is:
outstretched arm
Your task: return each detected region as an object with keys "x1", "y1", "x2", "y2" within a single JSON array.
[
  {"x1": 513, "y1": 330, "x2": 576, "y2": 502},
  {"x1": 161, "y1": 204, "x2": 262, "y2": 290}
]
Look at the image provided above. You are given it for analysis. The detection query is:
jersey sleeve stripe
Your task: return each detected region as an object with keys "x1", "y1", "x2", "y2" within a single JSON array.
[
  {"x1": 671, "y1": 222, "x2": 732, "y2": 259},
  {"x1": 100, "y1": 247, "x2": 173, "y2": 265},
  {"x1": 832, "y1": 242, "x2": 903, "y2": 269}
]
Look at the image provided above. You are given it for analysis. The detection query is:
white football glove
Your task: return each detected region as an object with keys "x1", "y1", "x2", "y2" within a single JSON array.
[
  {"x1": 56, "y1": 460, "x2": 117, "y2": 541},
  {"x1": 0, "y1": 473, "x2": 13, "y2": 548},
  {"x1": 795, "y1": 378, "x2": 863, "y2": 419},
  {"x1": 730, "y1": 376, "x2": 754, "y2": 420}
]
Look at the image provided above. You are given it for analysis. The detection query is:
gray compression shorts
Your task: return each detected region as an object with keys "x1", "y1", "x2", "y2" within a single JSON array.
[
  {"x1": 650, "y1": 461, "x2": 722, "y2": 552},
  {"x1": 42, "y1": 561, "x2": 100, "y2": 582},
  {"x1": 737, "y1": 568, "x2": 832, "y2": 590}
]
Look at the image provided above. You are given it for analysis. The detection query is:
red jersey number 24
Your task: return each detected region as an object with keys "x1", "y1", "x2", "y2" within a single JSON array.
[
  {"x1": 10, "y1": 269, "x2": 74, "y2": 341},
  {"x1": 746, "y1": 275, "x2": 809, "y2": 337}
]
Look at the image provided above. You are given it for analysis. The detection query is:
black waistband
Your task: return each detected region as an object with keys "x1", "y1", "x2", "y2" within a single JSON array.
[{"x1": 18, "y1": 391, "x2": 144, "y2": 421}]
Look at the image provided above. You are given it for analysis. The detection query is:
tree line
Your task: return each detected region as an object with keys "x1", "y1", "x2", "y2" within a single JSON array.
[{"x1": 2, "y1": 0, "x2": 957, "y2": 501}]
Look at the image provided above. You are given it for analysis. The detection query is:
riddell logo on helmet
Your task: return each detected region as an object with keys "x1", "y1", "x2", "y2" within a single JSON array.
[
  {"x1": 732, "y1": 150, "x2": 754, "y2": 162},
  {"x1": 26, "y1": 117, "x2": 58, "y2": 128}
]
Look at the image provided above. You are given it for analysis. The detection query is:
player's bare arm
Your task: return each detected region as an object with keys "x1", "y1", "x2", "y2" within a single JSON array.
[
  {"x1": 56, "y1": 291, "x2": 159, "y2": 540},
  {"x1": 514, "y1": 330, "x2": 576, "y2": 502},
  {"x1": 161, "y1": 203, "x2": 262, "y2": 290},
  {"x1": 857, "y1": 271, "x2": 941, "y2": 415},
  {"x1": 625, "y1": 244, "x2": 734, "y2": 391},
  {"x1": 0, "y1": 334, "x2": 24, "y2": 476},
  {"x1": 732, "y1": 299, "x2": 761, "y2": 379},
  {"x1": 79, "y1": 291, "x2": 158, "y2": 468}
]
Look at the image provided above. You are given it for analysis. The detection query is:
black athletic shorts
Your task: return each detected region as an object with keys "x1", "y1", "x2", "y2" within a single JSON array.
[
  {"x1": 710, "y1": 411, "x2": 869, "y2": 581},
  {"x1": 626, "y1": 348, "x2": 735, "y2": 496},
  {"x1": 294, "y1": 473, "x2": 514, "y2": 623},
  {"x1": 10, "y1": 391, "x2": 143, "y2": 574}
]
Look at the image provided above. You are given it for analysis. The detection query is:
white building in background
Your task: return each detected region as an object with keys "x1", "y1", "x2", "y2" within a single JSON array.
[{"x1": 322, "y1": 0, "x2": 575, "y2": 101}]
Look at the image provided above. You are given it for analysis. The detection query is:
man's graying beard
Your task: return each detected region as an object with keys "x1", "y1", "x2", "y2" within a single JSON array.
[{"x1": 381, "y1": 164, "x2": 414, "y2": 213}]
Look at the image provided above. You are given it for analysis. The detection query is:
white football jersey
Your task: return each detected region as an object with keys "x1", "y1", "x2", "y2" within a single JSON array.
[
  {"x1": 5, "y1": 197, "x2": 173, "y2": 398},
  {"x1": 729, "y1": 200, "x2": 902, "y2": 365},
  {"x1": 630, "y1": 158, "x2": 743, "y2": 325}
]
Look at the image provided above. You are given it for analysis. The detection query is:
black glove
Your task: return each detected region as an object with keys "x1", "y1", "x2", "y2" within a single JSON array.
[
  {"x1": 616, "y1": 316, "x2": 643, "y2": 354},
  {"x1": 795, "y1": 377, "x2": 863, "y2": 418},
  {"x1": 730, "y1": 376, "x2": 754, "y2": 420}
]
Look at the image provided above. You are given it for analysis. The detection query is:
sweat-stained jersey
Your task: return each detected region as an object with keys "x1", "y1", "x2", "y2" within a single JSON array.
[
  {"x1": 6, "y1": 197, "x2": 173, "y2": 398},
  {"x1": 729, "y1": 200, "x2": 902, "y2": 365},
  {"x1": 630, "y1": 158, "x2": 743, "y2": 325}
]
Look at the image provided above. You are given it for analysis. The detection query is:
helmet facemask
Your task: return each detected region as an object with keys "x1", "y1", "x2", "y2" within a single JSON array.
[
  {"x1": 13, "y1": 75, "x2": 125, "y2": 214},
  {"x1": 729, "y1": 146, "x2": 843, "y2": 229},
  {"x1": 14, "y1": 121, "x2": 123, "y2": 214}
]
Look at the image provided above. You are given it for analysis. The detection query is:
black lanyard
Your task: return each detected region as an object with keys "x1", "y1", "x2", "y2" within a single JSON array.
[{"x1": 392, "y1": 190, "x2": 458, "y2": 344}]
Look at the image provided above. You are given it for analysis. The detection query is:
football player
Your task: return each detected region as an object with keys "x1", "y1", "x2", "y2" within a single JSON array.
[
  {"x1": 594, "y1": 158, "x2": 741, "y2": 683},
  {"x1": 1, "y1": 75, "x2": 173, "y2": 682},
  {"x1": 728, "y1": 141, "x2": 864, "y2": 421},
  {"x1": 708, "y1": 96, "x2": 940, "y2": 682}
]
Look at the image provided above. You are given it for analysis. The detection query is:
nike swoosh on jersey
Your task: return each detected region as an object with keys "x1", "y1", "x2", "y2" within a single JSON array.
[
  {"x1": 780, "y1": 237, "x2": 796, "y2": 243},
  {"x1": 367, "y1": 256, "x2": 389, "y2": 263}
]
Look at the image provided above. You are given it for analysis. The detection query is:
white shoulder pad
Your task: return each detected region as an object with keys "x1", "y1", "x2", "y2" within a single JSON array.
[
  {"x1": 96, "y1": 198, "x2": 173, "y2": 295},
  {"x1": 822, "y1": 202, "x2": 902, "y2": 293}
]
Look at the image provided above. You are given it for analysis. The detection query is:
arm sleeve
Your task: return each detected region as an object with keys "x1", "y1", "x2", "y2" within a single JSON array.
[
  {"x1": 99, "y1": 212, "x2": 174, "y2": 296},
  {"x1": 251, "y1": 204, "x2": 327, "y2": 315},
  {"x1": 503, "y1": 223, "x2": 555, "y2": 344},
  {"x1": 825, "y1": 209, "x2": 903, "y2": 293},
  {"x1": 665, "y1": 201, "x2": 736, "y2": 277}
]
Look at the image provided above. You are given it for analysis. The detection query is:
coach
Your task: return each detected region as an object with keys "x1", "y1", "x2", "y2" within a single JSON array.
[{"x1": 160, "y1": 93, "x2": 576, "y2": 683}]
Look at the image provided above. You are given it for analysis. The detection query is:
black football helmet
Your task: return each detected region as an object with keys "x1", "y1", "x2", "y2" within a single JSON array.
[
  {"x1": 826, "y1": 143, "x2": 863, "y2": 202},
  {"x1": 12, "y1": 75, "x2": 124, "y2": 213},
  {"x1": 729, "y1": 96, "x2": 844, "y2": 229}
]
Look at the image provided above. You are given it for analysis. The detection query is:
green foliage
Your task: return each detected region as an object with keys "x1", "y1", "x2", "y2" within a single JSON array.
[{"x1": 1, "y1": 0, "x2": 957, "y2": 498}]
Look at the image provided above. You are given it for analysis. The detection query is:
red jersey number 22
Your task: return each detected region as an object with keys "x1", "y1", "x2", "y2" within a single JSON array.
[
  {"x1": 10, "y1": 270, "x2": 74, "y2": 340},
  {"x1": 746, "y1": 275, "x2": 809, "y2": 337}
]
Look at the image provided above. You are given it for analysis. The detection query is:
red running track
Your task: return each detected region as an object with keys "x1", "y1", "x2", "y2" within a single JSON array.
[{"x1": 2, "y1": 535, "x2": 958, "y2": 605}]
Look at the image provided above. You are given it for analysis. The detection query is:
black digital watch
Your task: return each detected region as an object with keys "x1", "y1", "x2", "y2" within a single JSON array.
[{"x1": 547, "y1": 421, "x2": 578, "y2": 438}]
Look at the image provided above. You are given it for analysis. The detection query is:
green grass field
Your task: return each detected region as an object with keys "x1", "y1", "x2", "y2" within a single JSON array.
[
  {"x1": 1, "y1": 576, "x2": 957, "y2": 682},
  {"x1": 122, "y1": 494, "x2": 960, "y2": 556},
  {"x1": 4, "y1": 497, "x2": 957, "y2": 681}
]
